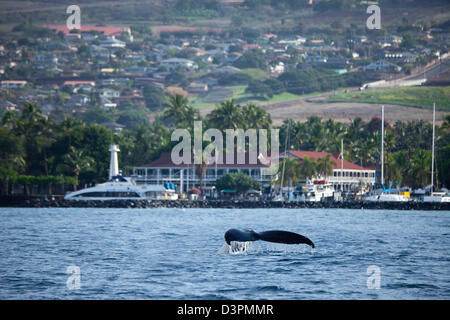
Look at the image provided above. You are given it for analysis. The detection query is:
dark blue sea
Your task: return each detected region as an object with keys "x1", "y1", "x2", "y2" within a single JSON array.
[{"x1": 0, "y1": 208, "x2": 449, "y2": 299}]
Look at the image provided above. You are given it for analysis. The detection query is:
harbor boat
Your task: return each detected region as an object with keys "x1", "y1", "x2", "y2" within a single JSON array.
[
  {"x1": 64, "y1": 144, "x2": 178, "y2": 201},
  {"x1": 64, "y1": 175, "x2": 177, "y2": 200},
  {"x1": 294, "y1": 180, "x2": 335, "y2": 202},
  {"x1": 423, "y1": 192, "x2": 450, "y2": 203},
  {"x1": 363, "y1": 190, "x2": 409, "y2": 202}
]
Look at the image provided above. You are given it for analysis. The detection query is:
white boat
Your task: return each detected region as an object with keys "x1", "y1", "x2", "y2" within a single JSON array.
[
  {"x1": 64, "y1": 144, "x2": 178, "y2": 201},
  {"x1": 423, "y1": 192, "x2": 450, "y2": 203},
  {"x1": 364, "y1": 192, "x2": 409, "y2": 202},
  {"x1": 295, "y1": 180, "x2": 335, "y2": 202},
  {"x1": 64, "y1": 175, "x2": 177, "y2": 200}
]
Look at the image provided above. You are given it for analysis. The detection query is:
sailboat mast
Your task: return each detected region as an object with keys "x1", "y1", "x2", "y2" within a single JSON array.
[
  {"x1": 280, "y1": 120, "x2": 290, "y2": 194},
  {"x1": 381, "y1": 106, "x2": 384, "y2": 187},
  {"x1": 431, "y1": 103, "x2": 436, "y2": 193},
  {"x1": 341, "y1": 139, "x2": 344, "y2": 192}
]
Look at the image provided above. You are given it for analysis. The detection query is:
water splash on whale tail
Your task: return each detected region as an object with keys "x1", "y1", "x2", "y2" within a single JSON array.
[{"x1": 219, "y1": 241, "x2": 253, "y2": 254}]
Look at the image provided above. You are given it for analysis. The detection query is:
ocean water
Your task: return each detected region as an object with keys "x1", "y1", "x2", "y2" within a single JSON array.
[{"x1": 0, "y1": 207, "x2": 449, "y2": 300}]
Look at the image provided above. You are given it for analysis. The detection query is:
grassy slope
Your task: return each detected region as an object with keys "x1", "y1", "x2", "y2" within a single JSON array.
[
  {"x1": 323, "y1": 86, "x2": 450, "y2": 110},
  {"x1": 190, "y1": 85, "x2": 303, "y2": 109}
]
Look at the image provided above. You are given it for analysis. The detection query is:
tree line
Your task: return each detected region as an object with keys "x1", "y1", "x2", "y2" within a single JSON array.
[{"x1": 1, "y1": 97, "x2": 449, "y2": 195}]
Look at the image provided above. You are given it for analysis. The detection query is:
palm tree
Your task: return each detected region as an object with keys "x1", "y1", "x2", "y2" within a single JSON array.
[
  {"x1": 64, "y1": 146, "x2": 94, "y2": 190},
  {"x1": 316, "y1": 154, "x2": 336, "y2": 178},
  {"x1": 277, "y1": 157, "x2": 301, "y2": 187},
  {"x1": 408, "y1": 149, "x2": 432, "y2": 188},
  {"x1": 163, "y1": 94, "x2": 199, "y2": 127},
  {"x1": 299, "y1": 156, "x2": 318, "y2": 180},
  {"x1": 61, "y1": 117, "x2": 84, "y2": 150},
  {"x1": 207, "y1": 100, "x2": 244, "y2": 131},
  {"x1": 194, "y1": 160, "x2": 208, "y2": 192},
  {"x1": 2, "y1": 104, "x2": 45, "y2": 175},
  {"x1": 243, "y1": 104, "x2": 272, "y2": 130},
  {"x1": 36, "y1": 116, "x2": 55, "y2": 176},
  {"x1": 441, "y1": 114, "x2": 450, "y2": 133}
]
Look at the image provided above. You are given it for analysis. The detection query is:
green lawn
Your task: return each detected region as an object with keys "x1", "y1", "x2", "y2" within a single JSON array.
[
  {"x1": 323, "y1": 86, "x2": 450, "y2": 110},
  {"x1": 239, "y1": 68, "x2": 269, "y2": 80},
  {"x1": 190, "y1": 85, "x2": 305, "y2": 109}
]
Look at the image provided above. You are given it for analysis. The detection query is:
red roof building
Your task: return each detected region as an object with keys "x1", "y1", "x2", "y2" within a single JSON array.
[
  {"x1": 133, "y1": 151, "x2": 275, "y2": 191},
  {"x1": 285, "y1": 150, "x2": 376, "y2": 190}
]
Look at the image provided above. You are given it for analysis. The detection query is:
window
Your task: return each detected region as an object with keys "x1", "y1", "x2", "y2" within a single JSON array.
[
  {"x1": 251, "y1": 169, "x2": 261, "y2": 177},
  {"x1": 172, "y1": 169, "x2": 181, "y2": 177},
  {"x1": 206, "y1": 169, "x2": 215, "y2": 178}
]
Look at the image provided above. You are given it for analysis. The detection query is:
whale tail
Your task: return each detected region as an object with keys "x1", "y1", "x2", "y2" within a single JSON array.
[
  {"x1": 257, "y1": 230, "x2": 315, "y2": 248},
  {"x1": 224, "y1": 228, "x2": 315, "y2": 248}
]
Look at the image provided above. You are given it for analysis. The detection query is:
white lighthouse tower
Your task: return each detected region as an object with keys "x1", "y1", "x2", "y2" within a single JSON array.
[{"x1": 108, "y1": 144, "x2": 120, "y2": 180}]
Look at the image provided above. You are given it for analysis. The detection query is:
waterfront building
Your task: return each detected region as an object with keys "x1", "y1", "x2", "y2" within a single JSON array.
[
  {"x1": 283, "y1": 150, "x2": 376, "y2": 191},
  {"x1": 133, "y1": 152, "x2": 274, "y2": 193}
]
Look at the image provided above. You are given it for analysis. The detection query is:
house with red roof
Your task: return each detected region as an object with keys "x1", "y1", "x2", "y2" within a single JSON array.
[
  {"x1": 63, "y1": 80, "x2": 95, "y2": 93},
  {"x1": 133, "y1": 151, "x2": 274, "y2": 193},
  {"x1": 284, "y1": 150, "x2": 376, "y2": 191}
]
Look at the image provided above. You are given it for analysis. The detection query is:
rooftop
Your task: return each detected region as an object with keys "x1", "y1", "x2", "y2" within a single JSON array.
[{"x1": 287, "y1": 150, "x2": 375, "y2": 171}]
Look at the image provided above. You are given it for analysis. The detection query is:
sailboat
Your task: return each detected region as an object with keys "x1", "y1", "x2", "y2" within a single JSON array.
[
  {"x1": 423, "y1": 103, "x2": 450, "y2": 202},
  {"x1": 364, "y1": 106, "x2": 409, "y2": 202}
]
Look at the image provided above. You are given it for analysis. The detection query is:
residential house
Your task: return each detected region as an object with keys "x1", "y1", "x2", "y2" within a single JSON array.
[
  {"x1": 99, "y1": 37, "x2": 126, "y2": 49},
  {"x1": 384, "y1": 51, "x2": 418, "y2": 64},
  {"x1": 32, "y1": 54, "x2": 58, "y2": 69},
  {"x1": 0, "y1": 80, "x2": 27, "y2": 89},
  {"x1": 65, "y1": 94, "x2": 90, "y2": 108},
  {"x1": 99, "y1": 88, "x2": 120, "y2": 99},
  {"x1": 376, "y1": 35, "x2": 402, "y2": 47},
  {"x1": 101, "y1": 97, "x2": 117, "y2": 109},
  {"x1": 305, "y1": 55, "x2": 327, "y2": 64},
  {"x1": 363, "y1": 60, "x2": 402, "y2": 73},
  {"x1": 187, "y1": 82, "x2": 209, "y2": 95},
  {"x1": 278, "y1": 35, "x2": 307, "y2": 47},
  {"x1": 269, "y1": 61, "x2": 285, "y2": 74},
  {"x1": 160, "y1": 58, "x2": 198, "y2": 71},
  {"x1": 63, "y1": 80, "x2": 96, "y2": 92}
]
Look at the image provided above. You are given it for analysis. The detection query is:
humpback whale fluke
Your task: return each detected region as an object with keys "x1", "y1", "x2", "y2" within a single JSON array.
[{"x1": 224, "y1": 229, "x2": 315, "y2": 248}]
